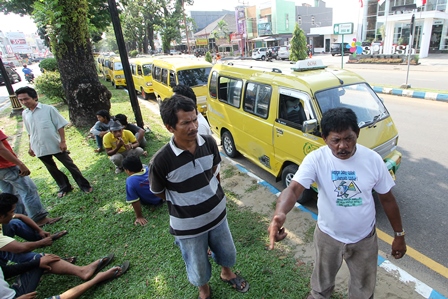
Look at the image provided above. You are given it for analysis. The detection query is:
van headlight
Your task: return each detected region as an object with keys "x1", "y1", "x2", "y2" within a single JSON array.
[
  {"x1": 115, "y1": 75, "x2": 123, "y2": 79},
  {"x1": 146, "y1": 82, "x2": 152, "y2": 86}
]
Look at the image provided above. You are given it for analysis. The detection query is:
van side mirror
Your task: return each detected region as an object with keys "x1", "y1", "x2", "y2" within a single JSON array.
[
  {"x1": 302, "y1": 119, "x2": 318, "y2": 134},
  {"x1": 138, "y1": 71, "x2": 142, "y2": 75}
]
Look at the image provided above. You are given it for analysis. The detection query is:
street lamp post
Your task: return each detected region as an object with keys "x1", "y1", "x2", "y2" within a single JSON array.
[{"x1": 0, "y1": 57, "x2": 23, "y2": 117}]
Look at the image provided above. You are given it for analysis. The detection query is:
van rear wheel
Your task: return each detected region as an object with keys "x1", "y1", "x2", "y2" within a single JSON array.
[
  {"x1": 281, "y1": 164, "x2": 315, "y2": 204},
  {"x1": 141, "y1": 88, "x2": 150, "y2": 100},
  {"x1": 222, "y1": 131, "x2": 238, "y2": 158}
]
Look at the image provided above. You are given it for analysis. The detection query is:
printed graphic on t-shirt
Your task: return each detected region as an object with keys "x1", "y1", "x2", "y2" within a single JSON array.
[{"x1": 331, "y1": 170, "x2": 362, "y2": 207}]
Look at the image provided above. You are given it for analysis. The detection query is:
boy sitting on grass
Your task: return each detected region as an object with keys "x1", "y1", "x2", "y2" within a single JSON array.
[{"x1": 122, "y1": 156, "x2": 163, "y2": 226}]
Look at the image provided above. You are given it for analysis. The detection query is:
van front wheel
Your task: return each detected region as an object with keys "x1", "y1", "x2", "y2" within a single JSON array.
[
  {"x1": 281, "y1": 164, "x2": 315, "y2": 204},
  {"x1": 222, "y1": 131, "x2": 238, "y2": 158}
]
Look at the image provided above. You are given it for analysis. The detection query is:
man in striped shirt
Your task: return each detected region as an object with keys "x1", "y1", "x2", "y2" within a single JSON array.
[{"x1": 149, "y1": 94, "x2": 249, "y2": 299}]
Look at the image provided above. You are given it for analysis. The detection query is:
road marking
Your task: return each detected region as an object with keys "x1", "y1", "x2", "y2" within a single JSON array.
[{"x1": 376, "y1": 229, "x2": 448, "y2": 279}]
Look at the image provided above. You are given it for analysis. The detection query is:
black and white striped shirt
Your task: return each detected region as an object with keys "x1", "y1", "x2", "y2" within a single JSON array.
[{"x1": 149, "y1": 134, "x2": 226, "y2": 238}]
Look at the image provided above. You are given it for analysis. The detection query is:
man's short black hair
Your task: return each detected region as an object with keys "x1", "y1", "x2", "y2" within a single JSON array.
[
  {"x1": 96, "y1": 110, "x2": 111, "y2": 122},
  {"x1": 160, "y1": 94, "x2": 197, "y2": 129},
  {"x1": 0, "y1": 193, "x2": 18, "y2": 217},
  {"x1": 321, "y1": 108, "x2": 359, "y2": 138},
  {"x1": 15, "y1": 86, "x2": 38, "y2": 99},
  {"x1": 114, "y1": 114, "x2": 129, "y2": 126},
  {"x1": 172, "y1": 84, "x2": 197, "y2": 105},
  {"x1": 122, "y1": 156, "x2": 143, "y2": 173}
]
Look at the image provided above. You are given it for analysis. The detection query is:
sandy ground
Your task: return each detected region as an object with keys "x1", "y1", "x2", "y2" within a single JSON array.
[{"x1": 219, "y1": 158, "x2": 421, "y2": 299}]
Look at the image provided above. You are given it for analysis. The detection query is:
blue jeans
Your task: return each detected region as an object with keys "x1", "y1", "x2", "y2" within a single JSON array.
[
  {"x1": 95, "y1": 135, "x2": 103, "y2": 149},
  {"x1": 175, "y1": 218, "x2": 236, "y2": 287},
  {"x1": 0, "y1": 166, "x2": 48, "y2": 222},
  {"x1": 11, "y1": 255, "x2": 44, "y2": 298},
  {"x1": 0, "y1": 219, "x2": 41, "y2": 266}
]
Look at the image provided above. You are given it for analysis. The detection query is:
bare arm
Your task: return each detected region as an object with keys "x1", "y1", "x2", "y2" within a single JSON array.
[
  {"x1": 58, "y1": 127, "x2": 67, "y2": 152},
  {"x1": 137, "y1": 128, "x2": 145, "y2": 144},
  {"x1": 378, "y1": 190, "x2": 407, "y2": 259},
  {"x1": 268, "y1": 181, "x2": 305, "y2": 250},
  {"x1": 131, "y1": 201, "x2": 148, "y2": 226},
  {"x1": 1, "y1": 237, "x2": 53, "y2": 254},
  {"x1": 0, "y1": 142, "x2": 30, "y2": 176},
  {"x1": 13, "y1": 214, "x2": 50, "y2": 238}
]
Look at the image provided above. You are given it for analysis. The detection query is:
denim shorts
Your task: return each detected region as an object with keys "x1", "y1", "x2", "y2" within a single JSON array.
[{"x1": 175, "y1": 218, "x2": 236, "y2": 286}]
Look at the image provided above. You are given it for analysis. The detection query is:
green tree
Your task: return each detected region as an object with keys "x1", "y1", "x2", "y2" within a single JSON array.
[
  {"x1": 213, "y1": 20, "x2": 229, "y2": 42},
  {"x1": 1, "y1": 0, "x2": 112, "y2": 126},
  {"x1": 289, "y1": 23, "x2": 308, "y2": 61}
]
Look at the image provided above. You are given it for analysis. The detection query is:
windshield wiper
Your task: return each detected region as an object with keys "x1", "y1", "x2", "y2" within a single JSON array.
[{"x1": 366, "y1": 114, "x2": 381, "y2": 128}]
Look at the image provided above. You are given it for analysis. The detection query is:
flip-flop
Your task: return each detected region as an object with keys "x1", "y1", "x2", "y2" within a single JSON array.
[
  {"x1": 100, "y1": 261, "x2": 130, "y2": 284},
  {"x1": 37, "y1": 216, "x2": 63, "y2": 227},
  {"x1": 220, "y1": 274, "x2": 249, "y2": 293},
  {"x1": 93, "y1": 253, "x2": 115, "y2": 277},
  {"x1": 51, "y1": 230, "x2": 68, "y2": 241},
  {"x1": 57, "y1": 187, "x2": 74, "y2": 198}
]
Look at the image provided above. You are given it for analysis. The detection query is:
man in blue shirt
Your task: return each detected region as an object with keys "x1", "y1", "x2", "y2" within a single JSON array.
[{"x1": 122, "y1": 156, "x2": 162, "y2": 226}]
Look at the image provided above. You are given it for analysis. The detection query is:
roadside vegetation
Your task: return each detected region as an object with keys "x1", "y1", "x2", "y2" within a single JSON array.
[{"x1": 1, "y1": 80, "x2": 344, "y2": 298}]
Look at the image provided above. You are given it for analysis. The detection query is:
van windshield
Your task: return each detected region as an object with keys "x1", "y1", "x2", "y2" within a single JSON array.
[
  {"x1": 177, "y1": 67, "x2": 211, "y2": 87},
  {"x1": 315, "y1": 83, "x2": 389, "y2": 128},
  {"x1": 114, "y1": 62, "x2": 123, "y2": 70},
  {"x1": 143, "y1": 64, "x2": 152, "y2": 76}
]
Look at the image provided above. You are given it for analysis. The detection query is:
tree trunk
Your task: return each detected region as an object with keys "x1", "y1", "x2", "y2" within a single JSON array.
[
  {"x1": 56, "y1": 40, "x2": 111, "y2": 127},
  {"x1": 147, "y1": 25, "x2": 155, "y2": 52}
]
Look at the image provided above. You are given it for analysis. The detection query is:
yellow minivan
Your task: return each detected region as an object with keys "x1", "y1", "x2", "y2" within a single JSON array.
[
  {"x1": 107, "y1": 57, "x2": 126, "y2": 89},
  {"x1": 152, "y1": 57, "x2": 212, "y2": 114},
  {"x1": 207, "y1": 59, "x2": 402, "y2": 203},
  {"x1": 129, "y1": 57, "x2": 154, "y2": 100}
]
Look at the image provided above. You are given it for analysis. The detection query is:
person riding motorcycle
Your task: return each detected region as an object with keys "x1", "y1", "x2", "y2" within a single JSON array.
[
  {"x1": 22, "y1": 64, "x2": 34, "y2": 83},
  {"x1": 266, "y1": 49, "x2": 273, "y2": 62}
]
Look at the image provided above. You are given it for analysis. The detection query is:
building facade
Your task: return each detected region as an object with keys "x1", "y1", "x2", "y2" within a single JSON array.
[{"x1": 361, "y1": 0, "x2": 448, "y2": 57}]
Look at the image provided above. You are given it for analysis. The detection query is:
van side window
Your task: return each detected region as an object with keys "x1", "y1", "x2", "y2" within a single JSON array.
[
  {"x1": 244, "y1": 82, "x2": 271, "y2": 118},
  {"x1": 137, "y1": 65, "x2": 142, "y2": 76},
  {"x1": 169, "y1": 71, "x2": 176, "y2": 87},
  {"x1": 209, "y1": 71, "x2": 218, "y2": 99},
  {"x1": 162, "y1": 69, "x2": 168, "y2": 85},
  {"x1": 278, "y1": 94, "x2": 308, "y2": 129},
  {"x1": 153, "y1": 67, "x2": 161, "y2": 82},
  {"x1": 218, "y1": 76, "x2": 242, "y2": 108}
]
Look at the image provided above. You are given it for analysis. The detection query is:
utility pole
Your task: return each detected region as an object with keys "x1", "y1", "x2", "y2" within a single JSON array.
[
  {"x1": 182, "y1": 0, "x2": 191, "y2": 54},
  {"x1": 108, "y1": 0, "x2": 144, "y2": 128},
  {"x1": 0, "y1": 57, "x2": 23, "y2": 117},
  {"x1": 401, "y1": 13, "x2": 415, "y2": 89}
]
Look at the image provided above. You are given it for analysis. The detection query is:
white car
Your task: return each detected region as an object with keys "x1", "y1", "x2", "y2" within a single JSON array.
[
  {"x1": 277, "y1": 46, "x2": 290, "y2": 60},
  {"x1": 252, "y1": 47, "x2": 268, "y2": 60}
]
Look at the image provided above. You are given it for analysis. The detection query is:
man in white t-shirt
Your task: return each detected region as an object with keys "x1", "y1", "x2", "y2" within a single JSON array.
[{"x1": 268, "y1": 108, "x2": 406, "y2": 299}]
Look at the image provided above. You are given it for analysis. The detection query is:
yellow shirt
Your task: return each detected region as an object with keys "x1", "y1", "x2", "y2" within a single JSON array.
[{"x1": 103, "y1": 130, "x2": 136, "y2": 153}]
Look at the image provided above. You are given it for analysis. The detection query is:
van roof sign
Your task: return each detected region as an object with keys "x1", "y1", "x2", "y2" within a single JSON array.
[{"x1": 291, "y1": 59, "x2": 327, "y2": 72}]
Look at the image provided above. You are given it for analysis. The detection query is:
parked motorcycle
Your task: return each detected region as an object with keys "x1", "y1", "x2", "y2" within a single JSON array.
[{"x1": 25, "y1": 73, "x2": 34, "y2": 84}]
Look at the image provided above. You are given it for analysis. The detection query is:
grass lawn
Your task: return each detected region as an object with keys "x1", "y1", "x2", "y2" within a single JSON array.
[{"x1": 1, "y1": 80, "x2": 343, "y2": 298}]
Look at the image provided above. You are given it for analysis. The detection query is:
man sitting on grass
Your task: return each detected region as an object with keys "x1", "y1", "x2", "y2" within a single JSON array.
[
  {"x1": 103, "y1": 121, "x2": 144, "y2": 174},
  {"x1": 114, "y1": 114, "x2": 148, "y2": 148},
  {"x1": 122, "y1": 156, "x2": 163, "y2": 226},
  {"x1": 1, "y1": 253, "x2": 129, "y2": 299}
]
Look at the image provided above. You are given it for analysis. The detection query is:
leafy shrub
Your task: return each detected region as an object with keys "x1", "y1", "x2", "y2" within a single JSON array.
[
  {"x1": 38, "y1": 58, "x2": 58, "y2": 72},
  {"x1": 129, "y1": 50, "x2": 139, "y2": 57},
  {"x1": 35, "y1": 71, "x2": 66, "y2": 104},
  {"x1": 205, "y1": 51, "x2": 212, "y2": 63}
]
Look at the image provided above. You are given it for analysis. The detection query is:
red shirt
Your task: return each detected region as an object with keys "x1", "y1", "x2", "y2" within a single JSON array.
[{"x1": 0, "y1": 130, "x2": 17, "y2": 168}]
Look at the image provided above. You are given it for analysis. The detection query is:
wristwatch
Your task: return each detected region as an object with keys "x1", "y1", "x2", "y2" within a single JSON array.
[{"x1": 394, "y1": 230, "x2": 405, "y2": 237}]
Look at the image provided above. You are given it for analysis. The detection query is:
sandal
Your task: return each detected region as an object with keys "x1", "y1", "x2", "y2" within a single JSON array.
[
  {"x1": 57, "y1": 187, "x2": 73, "y2": 198},
  {"x1": 51, "y1": 230, "x2": 68, "y2": 241},
  {"x1": 220, "y1": 274, "x2": 249, "y2": 293},
  {"x1": 100, "y1": 261, "x2": 130, "y2": 284}
]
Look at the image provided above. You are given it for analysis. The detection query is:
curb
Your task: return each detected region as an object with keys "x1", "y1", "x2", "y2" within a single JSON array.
[
  {"x1": 221, "y1": 153, "x2": 447, "y2": 299},
  {"x1": 373, "y1": 86, "x2": 448, "y2": 102}
]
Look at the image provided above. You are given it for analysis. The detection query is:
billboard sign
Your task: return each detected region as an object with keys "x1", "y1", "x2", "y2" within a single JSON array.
[{"x1": 5, "y1": 32, "x2": 32, "y2": 54}]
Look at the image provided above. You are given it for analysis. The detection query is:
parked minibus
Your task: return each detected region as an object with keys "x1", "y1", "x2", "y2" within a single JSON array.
[
  {"x1": 206, "y1": 59, "x2": 402, "y2": 203},
  {"x1": 129, "y1": 57, "x2": 154, "y2": 100},
  {"x1": 152, "y1": 57, "x2": 212, "y2": 114}
]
